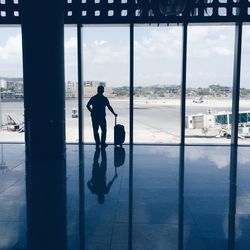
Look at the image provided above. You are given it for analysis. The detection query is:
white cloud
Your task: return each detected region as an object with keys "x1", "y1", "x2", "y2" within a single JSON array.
[
  {"x1": 238, "y1": 148, "x2": 250, "y2": 165},
  {"x1": 65, "y1": 37, "x2": 77, "y2": 50},
  {"x1": 188, "y1": 26, "x2": 234, "y2": 58},
  {"x1": 135, "y1": 71, "x2": 181, "y2": 86},
  {"x1": 186, "y1": 26, "x2": 235, "y2": 86},
  {"x1": 134, "y1": 26, "x2": 235, "y2": 86},
  {"x1": 64, "y1": 36, "x2": 78, "y2": 81},
  {"x1": 243, "y1": 26, "x2": 250, "y2": 52},
  {"x1": 0, "y1": 33, "x2": 22, "y2": 77},
  {"x1": 185, "y1": 146, "x2": 230, "y2": 169},
  {"x1": 211, "y1": 46, "x2": 232, "y2": 56},
  {"x1": 94, "y1": 40, "x2": 108, "y2": 46},
  {"x1": 0, "y1": 33, "x2": 22, "y2": 60},
  {"x1": 64, "y1": 34, "x2": 129, "y2": 83},
  {"x1": 135, "y1": 27, "x2": 182, "y2": 61},
  {"x1": 88, "y1": 45, "x2": 129, "y2": 64},
  {"x1": 1, "y1": 25, "x2": 250, "y2": 87}
]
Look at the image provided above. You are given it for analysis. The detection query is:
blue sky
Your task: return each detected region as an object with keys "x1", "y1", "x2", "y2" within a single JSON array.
[{"x1": 0, "y1": 25, "x2": 250, "y2": 88}]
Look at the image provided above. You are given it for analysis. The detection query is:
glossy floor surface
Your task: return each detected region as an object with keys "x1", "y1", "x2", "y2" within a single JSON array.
[{"x1": 0, "y1": 144, "x2": 250, "y2": 250}]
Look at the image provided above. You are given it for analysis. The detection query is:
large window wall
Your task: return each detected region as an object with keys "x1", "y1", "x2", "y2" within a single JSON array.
[
  {"x1": 0, "y1": 24, "x2": 249, "y2": 145},
  {"x1": 69, "y1": 23, "x2": 250, "y2": 146}
]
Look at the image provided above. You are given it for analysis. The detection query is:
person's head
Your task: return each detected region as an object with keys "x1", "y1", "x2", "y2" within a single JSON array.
[{"x1": 97, "y1": 85, "x2": 104, "y2": 94}]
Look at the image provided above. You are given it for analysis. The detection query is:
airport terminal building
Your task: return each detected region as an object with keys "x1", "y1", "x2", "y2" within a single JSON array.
[{"x1": 0, "y1": 1, "x2": 250, "y2": 250}]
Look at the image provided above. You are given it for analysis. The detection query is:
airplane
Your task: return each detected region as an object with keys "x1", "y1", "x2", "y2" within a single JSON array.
[{"x1": 193, "y1": 96, "x2": 204, "y2": 103}]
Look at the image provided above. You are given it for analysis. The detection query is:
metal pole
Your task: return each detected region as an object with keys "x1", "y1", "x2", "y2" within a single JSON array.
[
  {"x1": 130, "y1": 24, "x2": 134, "y2": 145},
  {"x1": 231, "y1": 22, "x2": 242, "y2": 145},
  {"x1": 77, "y1": 24, "x2": 83, "y2": 144},
  {"x1": 180, "y1": 23, "x2": 188, "y2": 146}
]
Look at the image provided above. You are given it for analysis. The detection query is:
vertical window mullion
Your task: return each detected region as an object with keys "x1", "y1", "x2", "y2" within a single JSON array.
[
  {"x1": 130, "y1": 24, "x2": 134, "y2": 145},
  {"x1": 129, "y1": 23, "x2": 134, "y2": 250},
  {"x1": 231, "y1": 22, "x2": 243, "y2": 145},
  {"x1": 181, "y1": 23, "x2": 188, "y2": 146},
  {"x1": 77, "y1": 24, "x2": 83, "y2": 144}
]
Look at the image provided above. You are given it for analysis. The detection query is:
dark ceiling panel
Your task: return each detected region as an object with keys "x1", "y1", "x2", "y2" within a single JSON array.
[{"x1": 0, "y1": 0, "x2": 250, "y2": 24}]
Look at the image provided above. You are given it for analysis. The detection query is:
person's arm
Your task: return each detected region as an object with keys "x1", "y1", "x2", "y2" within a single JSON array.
[
  {"x1": 105, "y1": 173, "x2": 118, "y2": 194},
  {"x1": 107, "y1": 99, "x2": 117, "y2": 117},
  {"x1": 86, "y1": 98, "x2": 93, "y2": 113}
]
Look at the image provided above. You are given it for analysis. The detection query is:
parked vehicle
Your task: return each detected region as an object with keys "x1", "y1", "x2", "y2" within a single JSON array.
[
  {"x1": 72, "y1": 108, "x2": 78, "y2": 118},
  {"x1": 193, "y1": 96, "x2": 204, "y2": 103}
]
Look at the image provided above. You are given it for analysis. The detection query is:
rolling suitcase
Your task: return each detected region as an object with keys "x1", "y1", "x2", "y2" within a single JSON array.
[{"x1": 114, "y1": 117, "x2": 125, "y2": 147}]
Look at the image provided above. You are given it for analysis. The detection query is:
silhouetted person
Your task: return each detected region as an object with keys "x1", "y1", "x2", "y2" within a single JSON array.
[
  {"x1": 87, "y1": 148, "x2": 117, "y2": 204},
  {"x1": 87, "y1": 85, "x2": 117, "y2": 149}
]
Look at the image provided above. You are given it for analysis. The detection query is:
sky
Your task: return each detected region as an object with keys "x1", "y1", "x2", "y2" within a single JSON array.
[{"x1": 0, "y1": 25, "x2": 250, "y2": 87}]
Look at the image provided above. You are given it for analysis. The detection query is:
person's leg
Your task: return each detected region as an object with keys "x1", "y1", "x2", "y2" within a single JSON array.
[
  {"x1": 92, "y1": 117, "x2": 100, "y2": 146},
  {"x1": 100, "y1": 118, "x2": 107, "y2": 146}
]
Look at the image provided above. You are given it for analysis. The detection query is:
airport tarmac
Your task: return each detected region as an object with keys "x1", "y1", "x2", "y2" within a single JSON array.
[{"x1": 0, "y1": 98, "x2": 249, "y2": 145}]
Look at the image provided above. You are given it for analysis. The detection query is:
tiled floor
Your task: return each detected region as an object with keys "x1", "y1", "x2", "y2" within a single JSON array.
[{"x1": 0, "y1": 144, "x2": 250, "y2": 250}]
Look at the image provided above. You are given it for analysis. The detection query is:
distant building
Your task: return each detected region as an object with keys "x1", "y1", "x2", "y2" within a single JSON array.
[
  {"x1": 0, "y1": 77, "x2": 23, "y2": 100},
  {"x1": 0, "y1": 79, "x2": 7, "y2": 89},
  {"x1": 13, "y1": 81, "x2": 23, "y2": 93},
  {"x1": 209, "y1": 84, "x2": 232, "y2": 97},
  {"x1": 6, "y1": 81, "x2": 16, "y2": 90},
  {"x1": 186, "y1": 88, "x2": 196, "y2": 96},
  {"x1": 84, "y1": 81, "x2": 113, "y2": 98},
  {"x1": 65, "y1": 81, "x2": 78, "y2": 98},
  {"x1": 65, "y1": 80, "x2": 114, "y2": 98},
  {"x1": 0, "y1": 78, "x2": 23, "y2": 90},
  {"x1": 165, "y1": 85, "x2": 180, "y2": 95},
  {"x1": 84, "y1": 81, "x2": 106, "y2": 88}
]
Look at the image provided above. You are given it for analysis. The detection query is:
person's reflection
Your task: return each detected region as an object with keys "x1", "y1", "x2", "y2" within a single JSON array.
[
  {"x1": 87, "y1": 148, "x2": 117, "y2": 204},
  {"x1": 114, "y1": 146, "x2": 125, "y2": 168}
]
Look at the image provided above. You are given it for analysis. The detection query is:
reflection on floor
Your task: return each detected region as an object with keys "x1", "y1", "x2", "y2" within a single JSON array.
[{"x1": 0, "y1": 144, "x2": 250, "y2": 250}]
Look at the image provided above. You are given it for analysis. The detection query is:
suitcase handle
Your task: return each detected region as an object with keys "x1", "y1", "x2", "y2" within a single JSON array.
[{"x1": 115, "y1": 116, "x2": 117, "y2": 126}]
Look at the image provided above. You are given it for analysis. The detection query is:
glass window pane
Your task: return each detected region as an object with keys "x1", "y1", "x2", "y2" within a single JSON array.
[
  {"x1": 83, "y1": 27, "x2": 129, "y2": 144},
  {"x1": 134, "y1": 26, "x2": 182, "y2": 144},
  {"x1": 0, "y1": 27, "x2": 24, "y2": 142},
  {"x1": 185, "y1": 26, "x2": 234, "y2": 144},
  {"x1": 65, "y1": 26, "x2": 78, "y2": 143},
  {"x1": 239, "y1": 25, "x2": 250, "y2": 145}
]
